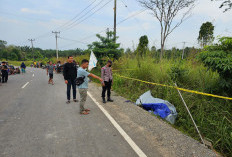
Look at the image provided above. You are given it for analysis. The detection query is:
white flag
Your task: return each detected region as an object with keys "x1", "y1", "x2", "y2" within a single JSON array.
[{"x1": 88, "y1": 51, "x2": 98, "y2": 71}]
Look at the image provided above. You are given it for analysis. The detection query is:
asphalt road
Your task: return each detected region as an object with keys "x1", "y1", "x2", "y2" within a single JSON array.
[
  {"x1": 0, "y1": 68, "x2": 217, "y2": 157},
  {"x1": 0, "y1": 68, "x2": 145, "y2": 157}
]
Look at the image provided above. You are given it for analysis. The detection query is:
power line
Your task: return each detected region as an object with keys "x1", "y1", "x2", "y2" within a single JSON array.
[
  {"x1": 116, "y1": 9, "x2": 146, "y2": 25},
  {"x1": 59, "y1": 9, "x2": 148, "y2": 49},
  {"x1": 118, "y1": 0, "x2": 154, "y2": 43},
  {"x1": 17, "y1": 0, "x2": 113, "y2": 48},
  {"x1": 59, "y1": 37, "x2": 89, "y2": 45},
  {"x1": 57, "y1": 0, "x2": 97, "y2": 30},
  {"x1": 16, "y1": 1, "x2": 99, "y2": 47},
  {"x1": 59, "y1": 28, "x2": 108, "y2": 49},
  {"x1": 62, "y1": 0, "x2": 113, "y2": 32}
]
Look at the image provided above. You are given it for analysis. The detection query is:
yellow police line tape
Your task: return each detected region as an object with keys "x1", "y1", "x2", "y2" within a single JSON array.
[
  {"x1": 113, "y1": 73, "x2": 232, "y2": 101},
  {"x1": 112, "y1": 69, "x2": 136, "y2": 72}
]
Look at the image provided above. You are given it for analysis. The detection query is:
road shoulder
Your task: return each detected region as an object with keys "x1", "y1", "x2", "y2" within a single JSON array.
[{"x1": 88, "y1": 82, "x2": 218, "y2": 157}]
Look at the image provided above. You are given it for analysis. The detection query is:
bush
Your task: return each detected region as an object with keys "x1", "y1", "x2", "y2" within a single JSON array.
[
  {"x1": 198, "y1": 37, "x2": 232, "y2": 95},
  {"x1": 98, "y1": 55, "x2": 231, "y2": 156}
]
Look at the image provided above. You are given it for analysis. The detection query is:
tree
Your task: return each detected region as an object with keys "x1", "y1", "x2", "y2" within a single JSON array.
[
  {"x1": 9, "y1": 52, "x2": 18, "y2": 61},
  {"x1": 198, "y1": 37, "x2": 232, "y2": 94},
  {"x1": 137, "y1": 35, "x2": 149, "y2": 57},
  {"x1": 136, "y1": 35, "x2": 149, "y2": 67},
  {"x1": 0, "y1": 40, "x2": 7, "y2": 49},
  {"x1": 212, "y1": 0, "x2": 232, "y2": 12},
  {"x1": 11, "y1": 48, "x2": 22, "y2": 61},
  {"x1": 1, "y1": 50, "x2": 8, "y2": 60},
  {"x1": 139, "y1": 0, "x2": 196, "y2": 60},
  {"x1": 88, "y1": 31, "x2": 123, "y2": 62},
  {"x1": 198, "y1": 22, "x2": 214, "y2": 48}
]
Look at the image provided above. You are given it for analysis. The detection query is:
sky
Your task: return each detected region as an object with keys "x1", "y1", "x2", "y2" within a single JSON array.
[{"x1": 0, "y1": 0, "x2": 231, "y2": 50}]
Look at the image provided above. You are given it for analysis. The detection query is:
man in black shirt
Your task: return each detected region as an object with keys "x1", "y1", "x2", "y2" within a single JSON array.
[{"x1": 63, "y1": 56, "x2": 78, "y2": 104}]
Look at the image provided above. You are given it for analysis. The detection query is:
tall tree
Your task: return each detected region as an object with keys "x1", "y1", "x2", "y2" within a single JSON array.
[
  {"x1": 137, "y1": 35, "x2": 149, "y2": 57},
  {"x1": 139, "y1": 0, "x2": 196, "y2": 60},
  {"x1": 136, "y1": 35, "x2": 149, "y2": 68},
  {"x1": 0, "y1": 40, "x2": 7, "y2": 49},
  {"x1": 198, "y1": 22, "x2": 214, "y2": 48}
]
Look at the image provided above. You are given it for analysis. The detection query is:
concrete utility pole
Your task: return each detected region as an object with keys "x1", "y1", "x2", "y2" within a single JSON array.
[
  {"x1": 114, "y1": 0, "x2": 117, "y2": 42},
  {"x1": 182, "y1": 42, "x2": 186, "y2": 60},
  {"x1": 28, "y1": 39, "x2": 35, "y2": 62},
  {"x1": 52, "y1": 31, "x2": 60, "y2": 60}
]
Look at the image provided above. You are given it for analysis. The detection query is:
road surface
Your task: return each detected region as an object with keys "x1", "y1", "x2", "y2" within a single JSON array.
[
  {"x1": 0, "y1": 68, "x2": 217, "y2": 157},
  {"x1": 0, "y1": 68, "x2": 150, "y2": 157}
]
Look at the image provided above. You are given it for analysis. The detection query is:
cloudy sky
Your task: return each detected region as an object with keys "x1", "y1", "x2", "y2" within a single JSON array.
[{"x1": 0, "y1": 0, "x2": 231, "y2": 50}]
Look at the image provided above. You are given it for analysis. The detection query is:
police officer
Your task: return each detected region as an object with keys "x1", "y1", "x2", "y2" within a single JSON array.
[
  {"x1": 101, "y1": 60, "x2": 113, "y2": 103},
  {"x1": 1, "y1": 62, "x2": 8, "y2": 83}
]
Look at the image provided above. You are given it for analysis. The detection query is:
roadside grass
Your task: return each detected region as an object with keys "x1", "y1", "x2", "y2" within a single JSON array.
[
  {"x1": 8, "y1": 55, "x2": 232, "y2": 156},
  {"x1": 92, "y1": 56, "x2": 232, "y2": 157},
  {"x1": 7, "y1": 61, "x2": 33, "y2": 67}
]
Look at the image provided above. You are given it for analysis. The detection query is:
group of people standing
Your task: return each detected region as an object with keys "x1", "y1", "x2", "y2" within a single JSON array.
[
  {"x1": 62, "y1": 56, "x2": 114, "y2": 115},
  {"x1": 0, "y1": 61, "x2": 26, "y2": 84}
]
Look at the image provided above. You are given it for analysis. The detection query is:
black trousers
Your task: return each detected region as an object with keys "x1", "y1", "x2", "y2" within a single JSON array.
[
  {"x1": 102, "y1": 80, "x2": 112, "y2": 98},
  {"x1": 67, "y1": 79, "x2": 76, "y2": 100},
  {"x1": 2, "y1": 72, "x2": 8, "y2": 83}
]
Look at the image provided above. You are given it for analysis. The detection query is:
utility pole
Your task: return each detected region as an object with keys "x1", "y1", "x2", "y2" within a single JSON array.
[
  {"x1": 52, "y1": 31, "x2": 60, "y2": 60},
  {"x1": 114, "y1": 0, "x2": 117, "y2": 42},
  {"x1": 28, "y1": 39, "x2": 35, "y2": 62},
  {"x1": 182, "y1": 42, "x2": 186, "y2": 60}
]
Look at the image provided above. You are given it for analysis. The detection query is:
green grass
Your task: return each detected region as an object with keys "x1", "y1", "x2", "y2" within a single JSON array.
[
  {"x1": 7, "y1": 61, "x2": 33, "y2": 67},
  {"x1": 93, "y1": 56, "x2": 232, "y2": 157}
]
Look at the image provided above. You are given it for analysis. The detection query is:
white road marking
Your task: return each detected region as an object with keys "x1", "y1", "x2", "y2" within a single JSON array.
[
  {"x1": 87, "y1": 92, "x2": 147, "y2": 157},
  {"x1": 21, "y1": 82, "x2": 29, "y2": 89}
]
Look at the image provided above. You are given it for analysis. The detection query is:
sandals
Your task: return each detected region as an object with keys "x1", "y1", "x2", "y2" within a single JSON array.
[
  {"x1": 73, "y1": 99, "x2": 78, "y2": 102},
  {"x1": 66, "y1": 100, "x2": 71, "y2": 104}
]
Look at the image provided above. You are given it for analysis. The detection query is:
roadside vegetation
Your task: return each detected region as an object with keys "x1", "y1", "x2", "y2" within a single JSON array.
[{"x1": 1, "y1": 19, "x2": 231, "y2": 157}]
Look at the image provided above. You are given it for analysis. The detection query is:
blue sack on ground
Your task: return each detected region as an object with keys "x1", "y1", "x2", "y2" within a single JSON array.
[
  {"x1": 142, "y1": 103, "x2": 171, "y2": 118},
  {"x1": 136, "y1": 91, "x2": 178, "y2": 124}
]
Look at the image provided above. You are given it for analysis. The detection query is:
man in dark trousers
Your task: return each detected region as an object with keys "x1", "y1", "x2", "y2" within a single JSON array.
[
  {"x1": 1, "y1": 62, "x2": 8, "y2": 83},
  {"x1": 63, "y1": 56, "x2": 78, "y2": 104},
  {"x1": 101, "y1": 60, "x2": 113, "y2": 103}
]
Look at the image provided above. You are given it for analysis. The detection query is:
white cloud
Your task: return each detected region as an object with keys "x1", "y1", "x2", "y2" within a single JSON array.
[{"x1": 20, "y1": 8, "x2": 51, "y2": 15}]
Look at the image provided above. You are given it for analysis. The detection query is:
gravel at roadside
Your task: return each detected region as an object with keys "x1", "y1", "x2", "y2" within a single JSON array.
[{"x1": 88, "y1": 82, "x2": 219, "y2": 157}]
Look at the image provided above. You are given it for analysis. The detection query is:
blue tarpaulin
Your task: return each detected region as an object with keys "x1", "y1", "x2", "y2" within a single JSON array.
[
  {"x1": 136, "y1": 91, "x2": 178, "y2": 124},
  {"x1": 142, "y1": 103, "x2": 171, "y2": 118}
]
